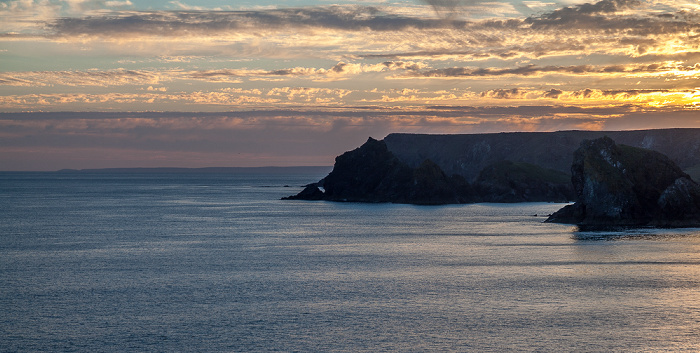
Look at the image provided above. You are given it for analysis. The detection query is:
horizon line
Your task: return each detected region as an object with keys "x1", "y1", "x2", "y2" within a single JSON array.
[{"x1": 0, "y1": 166, "x2": 334, "y2": 173}]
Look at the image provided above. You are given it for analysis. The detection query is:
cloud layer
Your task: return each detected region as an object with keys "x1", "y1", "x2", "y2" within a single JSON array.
[
  {"x1": 4, "y1": 106, "x2": 699, "y2": 170},
  {"x1": 2, "y1": 0, "x2": 700, "y2": 169}
]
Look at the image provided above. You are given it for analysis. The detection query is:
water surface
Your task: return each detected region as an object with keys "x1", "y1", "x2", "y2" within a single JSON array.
[{"x1": 2, "y1": 172, "x2": 700, "y2": 352}]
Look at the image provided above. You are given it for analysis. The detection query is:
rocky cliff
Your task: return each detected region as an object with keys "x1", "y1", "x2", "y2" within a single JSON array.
[
  {"x1": 546, "y1": 137, "x2": 700, "y2": 229},
  {"x1": 284, "y1": 129, "x2": 700, "y2": 206},
  {"x1": 285, "y1": 137, "x2": 570, "y2": 204},
  {"x1": 474, "y1": 160, "x2": 574, "y2": 202},
  {"x1": 384, "y1": 129, "x2": 700, "y2": 181},
  {"x1": 284, "y1": 138, "x2": 476, "y2": 204}
]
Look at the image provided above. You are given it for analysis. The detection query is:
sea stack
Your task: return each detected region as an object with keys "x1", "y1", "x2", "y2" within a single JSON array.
[{"x1": 546, "y1": 136, "x2": 700, "y2": 229}]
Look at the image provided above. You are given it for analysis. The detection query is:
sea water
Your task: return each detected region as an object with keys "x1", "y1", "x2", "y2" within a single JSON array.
[{"x1": 2, "y1": 171, "x2": 700, "y2": 352}]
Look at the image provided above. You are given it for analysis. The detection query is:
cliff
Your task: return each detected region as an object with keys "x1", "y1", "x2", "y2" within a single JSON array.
[
  {"x1": 384, "y1": 129, "x2": 700, "y2": 181},
  {"x1": 284, "y1": 137, "x2": 476, "y2": 204},
  {"x1": 474, "y1": 160, "x2": 574, "y2": 202},
  {"x1": 284, "y1": 129, "x2": 700, "y2": 206},
  {"x1": 284, "y1": 137, "x2": 571, "y2": 204},
  {"x1": 546, "y1": 137, "x2": 700, "y2": 229}
]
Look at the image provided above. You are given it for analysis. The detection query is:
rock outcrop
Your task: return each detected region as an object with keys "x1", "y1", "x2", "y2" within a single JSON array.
[
  {"x1": 474, "y1": 160, "x2": 574, "y2": 202},
  {"x1": 284, "y1": 129, "x2": 700, "y2": 207},
  {"x1": 383, "y1": 129, "x2": 700, "y2": 181},
  {"x1": 546, "y1": 137, "x2": 700, "y2": 229},
  {"x1": 284, "y1": 137, "x2": 574, "y2": 204},
  {"x1": 320, "y1": 137, "x2": 415, "y2": 203},
  {"x1": 284, "y1": 138, "x2": 479, "y2": 204}
]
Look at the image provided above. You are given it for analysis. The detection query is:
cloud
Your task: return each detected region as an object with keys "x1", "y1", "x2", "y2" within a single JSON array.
[
  {"x1": 2, "y1": 0, "x2": 694, "y2": 67},
  {"x1": 403, "y1": 62, "x2": 700, "y2": 78},
  {"x1": 0, "y1": 61, "x2": 425, "y2": 88},
  {"x1": 0, "y1": 0, "x2": 62, "y2": 34},
  {"x1": 0, "y1": 85, "x2": 360, "y2": 109},
  {"x1": 521, "y1": 0, "x2": 700, "y2": 42},
  {"x1": 543, "y1": 89, "x2": 563, "y2": 99},
  {"x1": 419, "y1": 0, "x2": 530, "y2": 19},
  {"x1": 543, "y1": 0, "x2": 635, "y2": 16},
  {"x1": 185, "y1": 61, "x2": 424, "y2": 82},
  {"x1": 63, "y1": 0, "x2": 132, "y2": 12},
  {"x1": 480, "y1": 88, "x2": 529, "y2": 99},
  {"x1": 3, "y1": 1, "x2": 700, "y2": 118},
  {"x1": 44, "y1": 6, "x2": 467, "y2": 39},
  {"x1": 0, "y1": 69, "x2": 167, "y2": 87},
  {"x1": 474, "y1": 87, "x2": 700, "y2": 109},
  {"x1": 5, "y1": 105, "x2": 700, "y2": 170},
  {"x1": 3, "y1": 84, "x2": 698, "y2": 112},
  {"x1": 0, "y1": 0, "x2": 136, "y2": 34},
  {"x1": 266, "y1": 87, "x2": 352, "y2": 102},
  {"x1": 421, "y1": 0, "x2": 464, "y2": 14}
]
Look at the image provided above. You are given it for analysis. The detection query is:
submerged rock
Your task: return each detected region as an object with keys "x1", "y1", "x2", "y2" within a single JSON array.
[{"x1": 546, "y1": 136, "x2": 700, "y2": 229}]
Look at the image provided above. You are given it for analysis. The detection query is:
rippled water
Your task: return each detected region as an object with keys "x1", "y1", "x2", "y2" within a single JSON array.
[{"x1": 2, "y1": 172, "x2": 700, "y2": 352}]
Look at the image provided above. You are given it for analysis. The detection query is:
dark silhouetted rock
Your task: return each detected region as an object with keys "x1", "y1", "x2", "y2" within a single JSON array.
[
  {"x1": 284, "y1": 129, "x2": 700, "y2": 206},
  {"x1": 283, "y1": 137, "x2": 478, "y2": 204},
  {"x1": 321, "y1": 137, "x2": 414, "y2": 202},
  {"x1": 282, "y1": 184, "x2": 325, "y2": 200},
  {"x1": 402, "y1": 159, "x2": 477, "y2": 204},
  {"x1": 383, "y1": 129, "x2": 700, "y2": 182},
  {"x1": 546, "y1": 136, "x2": 700, "y2": 229},
  {"x1": 474, "y1": 160, "x2": 575, "y2": 202}
]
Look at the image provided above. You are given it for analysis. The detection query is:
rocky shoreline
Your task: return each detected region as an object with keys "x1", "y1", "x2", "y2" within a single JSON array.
[
  {"x1": 545, "y1": 137, "x2": 700, "y2": 229},
  {"x1": 284, "y1": 129, "x2": 700, "y2": 229},
  {"x1": 283, "y1": 137, "x2": 573, "y2": 205}
]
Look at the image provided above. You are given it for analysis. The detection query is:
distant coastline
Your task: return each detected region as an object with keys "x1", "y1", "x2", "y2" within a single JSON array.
[{"x1": 34, "y1": 166, "x2": 333, "y2": 174}]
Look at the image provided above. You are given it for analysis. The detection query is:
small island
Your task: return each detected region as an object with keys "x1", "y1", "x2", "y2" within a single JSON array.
[
  {"x1": 545, "y1": 137, "x2": 700, "y2": 229},
  {"x1": 284, "y1": 129, "x2": 700, "y2": 228}
]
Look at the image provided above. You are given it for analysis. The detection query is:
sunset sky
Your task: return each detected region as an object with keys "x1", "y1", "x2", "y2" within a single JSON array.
[{"x1": 2, "y1": 0, "x2": 700, "y2": 170}]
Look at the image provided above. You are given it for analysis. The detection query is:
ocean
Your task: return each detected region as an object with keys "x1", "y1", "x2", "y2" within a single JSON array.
[{"x1": 2, "y1": 171, "x2": 700, "y2": 352}]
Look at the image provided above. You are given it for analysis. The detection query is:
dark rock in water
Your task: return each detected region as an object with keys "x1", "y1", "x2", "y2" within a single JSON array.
[
  {"x1": 283, "y1": 137, "x2": 478, "y2": 204},
  {"x1": 282, "y1": 184, "x2": 325, "y2": 200},
  {"x1": 284, "y1": 129, "x2": 700, "y2": 206},
  {"x1": 474, "y1": 160, "x2": 575, "y2": 202},
  {"x1": 321, "y1": 137, "x2": 414, "y2": 203},
  {"x1": 546, "y1": 136, "x2": 700, "y2": 229}
]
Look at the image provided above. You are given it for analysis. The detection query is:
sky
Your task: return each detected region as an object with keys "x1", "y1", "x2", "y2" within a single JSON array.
[{"x1": 1, "y1": 0, "x2": 700, "y2": 170}]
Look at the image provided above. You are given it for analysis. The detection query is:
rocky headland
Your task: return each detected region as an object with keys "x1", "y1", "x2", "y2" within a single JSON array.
[
  {"x1": 383, "y1": 129, "x2": 700, "y2": 182},
  {"x1": 284, "y1": 137, "x2": 476, "y2": 205},
  {"x1": 283, "y1": 136, "x2": 578, "y2": 204},
  {"x1": 284, "y1": 129, "x2": 700, "y2": 213},
  {"x1": 545, "y1": 137, "x2": 700, "y2": 229}
]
